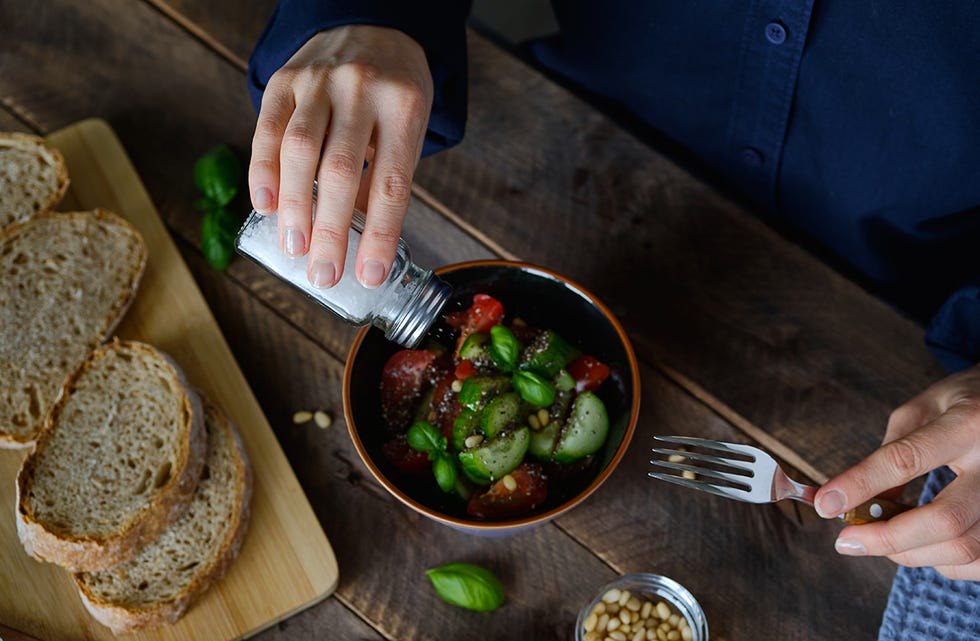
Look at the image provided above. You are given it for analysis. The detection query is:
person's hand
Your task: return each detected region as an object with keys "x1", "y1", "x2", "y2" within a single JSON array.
[
  {"x1": 814, "y1": 364, "x2": 980, "y2": 580},
  {"x1": 249, "y1": 25, "x2": 433, "y2": 288}
]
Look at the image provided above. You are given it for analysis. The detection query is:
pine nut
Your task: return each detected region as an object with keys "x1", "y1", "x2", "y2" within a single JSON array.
[
  {"x1": 502, "y1": 474, "x2": 517, "y2": 491},
  {"x1": 451, "y1": 379, "x2": 463, "y2": 392},
  {"x1": 618, "y1": 609, "x2": 630, "y2": 624},
  {"x1": 682, "y1": 470, "x2": 696, "y2": 480},
  {"x1": 528, "y1": 413, "x2": 541, "y2": 430},
  {"x1": 314, "y1": 410, "x2": 332, "y2": 429},
  {"x1": 656, "y1": 629, "x2": 668, "y2": 641},
  {"x1": 668, "y1": 615, "x2": 679, "y2": 627},
  {"x1": 640, "y1": 601, "x2": 653, "y2": 619},
  {"x1": 292, "y1": 410, "x2": 313, "y2": 424},
  {"x1": 598, "y1": 614, "x2": 610, "y2": 631},
  {"x1": 607, "y1": 603, "x2": 620, "y2": 615},
  {"x1": 537, "y1": 408, "x2": 550, "y2": 426},
  {"x1": 630, "y1": 611, "x2": 639, "y2": 623},
  {"x1": 584, "y1": 633, "x2": 600, "y2": 641},
  {"x1": 585, "y1": 613, "x2": 598, "y2": 632},
  {"x1": 626, "y1": 597, "x2": 642, "y2": 612},
  {"x1": 632, "y1": 630, "x2": 645, "y2": 641},
  {"x1": 610, "y1": 632, "x2": 627, "y2": 641},
  {"x1": 618, "y1": 590, "x2": 631, "y2": 606},
  {"x1": 608, "y1": 617, "x2": 620, "y2": 632},
  {"x1": 668, "y1": 453, "x2": 685, "y2": 463},
  {"x1": 595, "y1": 602, "x2": 607, "y2": 615},
  {"x1": 681, "y1": 628, "x2": 693, "y2": 641},
  {"x1": 656, "y1": 602, "x2": 671, "y2": 620},
  {"x1": 464, "y1": 434, "x2": 484, "y2": 449}
]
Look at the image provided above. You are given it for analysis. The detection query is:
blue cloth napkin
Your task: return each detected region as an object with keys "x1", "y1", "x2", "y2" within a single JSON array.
[{"x1": 877, "y1": 467, "x2": 980, "y2": 640}]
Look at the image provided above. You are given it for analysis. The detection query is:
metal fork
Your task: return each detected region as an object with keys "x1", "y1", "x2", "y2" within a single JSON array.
[{"x1": 649, "y1": 435, "x2": 912, "y2": 525}]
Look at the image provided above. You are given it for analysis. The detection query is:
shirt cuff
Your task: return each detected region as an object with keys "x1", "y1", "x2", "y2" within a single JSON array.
[
  {"x1": 924, "y1": 284, "x2": 980, "y2": 372},
  {"x1": 247, "y1": 0, "x2": 471, "y2": 157}
]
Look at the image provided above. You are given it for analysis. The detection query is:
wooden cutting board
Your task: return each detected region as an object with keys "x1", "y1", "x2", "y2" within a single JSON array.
[{"x1": 0, "y1": 119, "x2": 338, "y2": 640}]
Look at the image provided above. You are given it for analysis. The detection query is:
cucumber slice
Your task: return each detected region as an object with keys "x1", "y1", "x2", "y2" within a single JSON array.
[
  {"x1": 458, "y1": 375, "x2": 512, "y2": 411},
  {"x1": 459, "y1": 332, "x2": 490, "y2": 361},
  {"x1": 528, "y1": 421, "x2": 560, "y2": 461},
  {"x1": 480, "y1": 392, "x2": 525, "y2": 439},
  {"x1": 553, "y1": 392, "x2": 609, "y2": 463},
  {"x1": 451, "y1": 408, "x2": 482, "y2": 452},
  {"x1": 458, "y1": 427, "x2": 530, "y2": 485},
  {"x1": 520, "y1": 330, "x2": 577, "y2": 378}
]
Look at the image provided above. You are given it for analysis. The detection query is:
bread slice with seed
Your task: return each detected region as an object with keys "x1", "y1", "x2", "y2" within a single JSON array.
[
  {"x1": 75, "y1": 395, "x2": 253, "y2": 634},
  {"x1": 0, "y1": 132, "x2": 69, "y2": 230},
  {"x1": 0, "y1": 209, "x2": 147, "y2": 448},
  {"x1": 16, "y1": 340, "x2": 206, "y2": 571}
]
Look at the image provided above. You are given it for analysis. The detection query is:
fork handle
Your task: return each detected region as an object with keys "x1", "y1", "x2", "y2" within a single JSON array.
[{"x1": 840, "y1": 497, "x2": 914, "y2": 525}]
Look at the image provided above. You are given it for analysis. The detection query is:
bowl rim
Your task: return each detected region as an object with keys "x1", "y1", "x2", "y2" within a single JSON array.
[{"x1": 343, "y1": 259, "x2": 641, "y2": 531}]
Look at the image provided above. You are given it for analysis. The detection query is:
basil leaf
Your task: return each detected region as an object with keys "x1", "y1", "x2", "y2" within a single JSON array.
[
  {"x1": 512, "y1": 370, "x2": 555, "y2": 407},
  {"x1": 425, "y1": 563, "x2": 505, "y2": 612},
  {"x1": 194, "y1": 144, "x2": 240, "y2": 207},
  {"x1": 488, "y1": 325, "x2": 519, "y2": 371},
  {"x1": 432, "y1": 453, "x2": 457, "y2": 493},
  {"x1": 407, "y1": 421, "x2": 444, "y2": 454},
  {"x1": 201, "y1": 207, "x2": 240, "y2": 271}
]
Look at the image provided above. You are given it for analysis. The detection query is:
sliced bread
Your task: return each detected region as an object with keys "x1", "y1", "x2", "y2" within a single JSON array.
[
  {"x1": 75, "y1": 395, "x2": 253, "y2": 634},
  {"x1": 16, "y1": 340, "x2": 206, "y2": 571},
  {"x1": 0, "y1": 209, "x2": 147, "y2": 447},
  {"x1": 0, "y1": 132, "x2": 69, "y2": 230}
]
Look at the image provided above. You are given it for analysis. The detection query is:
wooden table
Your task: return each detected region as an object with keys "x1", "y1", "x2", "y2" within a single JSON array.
[{"x1": 0, "y1": 2, "x2": 949, "y2": 640}]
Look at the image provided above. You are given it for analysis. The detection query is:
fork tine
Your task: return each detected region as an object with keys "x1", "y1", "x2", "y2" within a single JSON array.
[
  {"x1": 647, "y1": 470, "x2": 751, "y2": 501},
  {"x1": 652, "y1": 435, "x2": 760, "y2": 459},
  {"x1": 648, "y1": 459, "x2": 753, "y2": 490},
  {"x1": 649, "y1": 447, "x2": 754, "y2": 474}
]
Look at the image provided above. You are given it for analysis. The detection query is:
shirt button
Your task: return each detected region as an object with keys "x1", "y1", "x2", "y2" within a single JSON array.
[
  {"x1": 739, "y1": 147, "x2": 764, "y2": 167},
  {"x1": 765, "y1": 21, "x2": 787, "y2": 44}
]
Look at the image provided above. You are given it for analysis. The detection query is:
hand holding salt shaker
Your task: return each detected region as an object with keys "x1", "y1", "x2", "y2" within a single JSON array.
[{"x1": 235, "y1": 207, "x2": 451, "y2": 348}]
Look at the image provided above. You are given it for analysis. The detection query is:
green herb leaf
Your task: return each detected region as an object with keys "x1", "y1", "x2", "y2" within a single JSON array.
[
  {"x1": 201, "y1": 207, "x2": 240, "y2": 271},
  {"x1": 194, "y1": 144, "x2": 240, "y2": 207},
  {"x1": 512, "y1": 371, "x2": 556, "y2": 407},
  {"x1": 406, "y1": 421, "x2": 445, "y2": 454},
  {"x1": 432, "y1": 453, "x2": 458, "y2": 493},
  {"x1": 425, "y1": 563, "x2": 505, "y2": 612},
  {"x1": 488, "y1": 325, "x2": 519, "y2": 371},
  {"x1": 194, "y1": 196, "x2": 217, "y2": 212}
]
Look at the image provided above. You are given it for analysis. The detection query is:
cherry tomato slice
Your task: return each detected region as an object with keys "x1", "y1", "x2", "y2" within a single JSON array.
[
  {"x1": 380, "y1": 349, "x2": 439, "y2": 430},
  {"x1": 466, "y1": 463, "x2": 548, "y2": 519},
  {"x1": 454, "y1": 359, "x2": 478, "y2": 380},
  {"x1": 382, "y1": 434, "x2": 432, "y2": 478},
  {"x1": 567, "y1": 354, "x2": 611, "y2": 393},
  {"x1": 446, "y1": 294, "x2": 504, "y2": 356},
  {"x1": 431, "y1": 373, "x2": 462, "y2": 439}
]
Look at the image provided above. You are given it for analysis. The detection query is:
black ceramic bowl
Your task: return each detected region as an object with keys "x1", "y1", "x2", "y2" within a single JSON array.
[{"x1": 344, "y1": 260, "x2": 640, "y2": 536}]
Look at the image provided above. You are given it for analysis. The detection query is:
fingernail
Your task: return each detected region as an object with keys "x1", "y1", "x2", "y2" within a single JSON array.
[
  {"x1": 254, "y1": 187, "x2": 273, "y2": 211},
  {"x1": 816, "y1": 489, "x2": 846, "y2": 518},
  {"x1": 835, "y1": 537, "x2": 867, "y2": 556},
  {"x1": 283, "y1": 228, "x2": 305, "y2": 256},
  {"x1": 310, "y1": 260, "x2": 337, "y2": 288},
  {"x1": 360, "y1": 259, "x2": 387, "y2": 289}
]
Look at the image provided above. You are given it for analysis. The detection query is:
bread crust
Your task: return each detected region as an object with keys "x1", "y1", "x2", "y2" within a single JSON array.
[
  {"x1": 0, "y1": 132, "x2": 70, "y2": 223},
  {"x1": 74, "y1": 396, "x2": 253, "y2": 633},
  {"x1": 15, "y1": 341, "x2": 206, "y2": 571},
  {"x1": 0, "y1": 209, "x2": 147, "y2": 448}
]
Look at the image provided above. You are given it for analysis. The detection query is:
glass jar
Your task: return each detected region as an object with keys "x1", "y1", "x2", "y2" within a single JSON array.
[
  {"x1": 234, "y1": 208, "x2": 451, "y2": 349},
  {"x1": 575, "y1": 573, "x2": 709, "y2": 641}
]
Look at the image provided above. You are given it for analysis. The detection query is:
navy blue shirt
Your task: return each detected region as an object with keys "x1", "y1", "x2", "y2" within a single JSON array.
[{"x1": 249, "y1": 0, "x2": 980, "y2": 372}]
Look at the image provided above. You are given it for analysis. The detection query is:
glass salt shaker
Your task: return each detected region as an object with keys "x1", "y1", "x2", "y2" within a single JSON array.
[{"x1": 234, "y1": 206, "x2": 451, "y2": 349}]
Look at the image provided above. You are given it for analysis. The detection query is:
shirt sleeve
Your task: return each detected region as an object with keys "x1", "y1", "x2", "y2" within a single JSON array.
[
  {"x1": 248, "y1": 0, "x2": 472, "y2": 157},
  {"x1": 924, "y1": 284, "x2": 980, "y2": 372}
]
